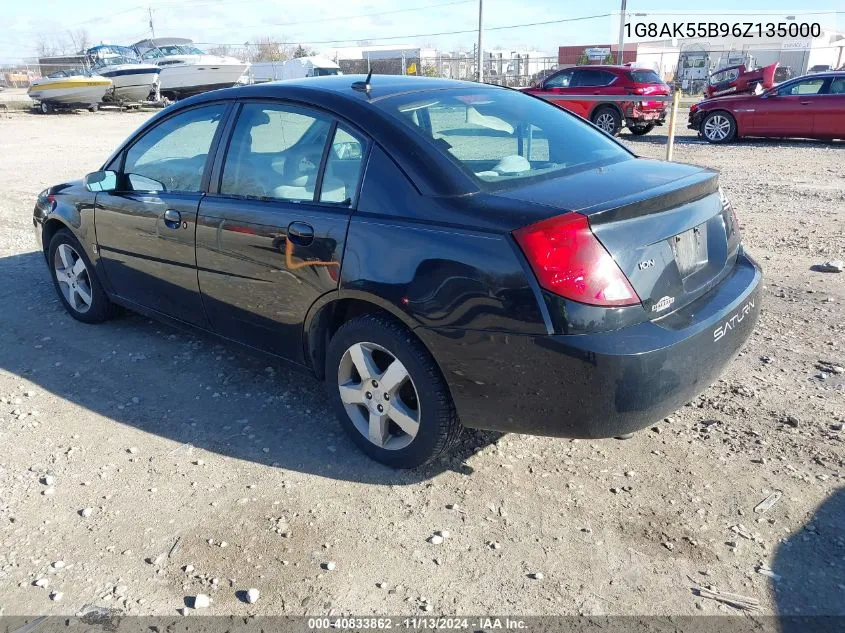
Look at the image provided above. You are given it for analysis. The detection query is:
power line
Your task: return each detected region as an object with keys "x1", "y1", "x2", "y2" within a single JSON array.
[{"x1": 195, "y1": 12, "x2": 611, "y2": 47}]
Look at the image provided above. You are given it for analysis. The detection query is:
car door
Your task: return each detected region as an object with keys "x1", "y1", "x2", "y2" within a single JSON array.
[
  {"x1": 572, "y1": 69, "x2": 622, "y2": 119},
  {"x1": 537, "y1": 69, "x2": 582, "y2": 116},
  {"x1": 94, "y1": 103, "x2": 230, "y2": 326},
  {"x1": 814, "y1": 76, "x2": 845, "y2": 138},
  {"x1": 753, "y1": 77, "x2": 827, "y2": 137},
  {"x1": 196, "y1": 101, "x2": 365, "y2": 362}
]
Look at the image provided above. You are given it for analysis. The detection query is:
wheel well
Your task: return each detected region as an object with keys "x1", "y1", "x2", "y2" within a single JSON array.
[
  {"x1": 701, "y1": 109, "x2": 736, "y2": 125},
  {"x1": 590, "y1": 103, "x2": 622, "y2": 121},
  {"x1": 305, "y1": 298, "x2": 407, "y2": 380},
  {"x1": 700, "y1": 109, "x2": 738, "y2": 134},
  {"x1": 41, "y1": 219, "x2": 67, "y2": 255}
]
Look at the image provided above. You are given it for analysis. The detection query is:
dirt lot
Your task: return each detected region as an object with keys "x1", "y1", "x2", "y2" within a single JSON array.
[{"x1": 0, "y1": 106, "x2": 843, "y2": 619}]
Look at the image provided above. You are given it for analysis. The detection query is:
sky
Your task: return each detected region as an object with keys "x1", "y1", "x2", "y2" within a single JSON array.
[{"x1": 0, "y1": 0, "x2": 841, "y2": 62}]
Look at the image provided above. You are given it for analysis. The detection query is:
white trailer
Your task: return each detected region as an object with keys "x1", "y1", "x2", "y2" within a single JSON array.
[{"x1": 251, "y1": 56, "x2": 342, "y2": 83}]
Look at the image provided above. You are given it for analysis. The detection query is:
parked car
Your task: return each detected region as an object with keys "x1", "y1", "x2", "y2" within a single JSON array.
[
  {"x1": 523, "y1": 65, "x2": 670, "y2": 136},
  {"x1": 34, "y1": 75, "x2": 761, "y2": 468},
  {"x1": 690, "y1": 71, "x2": 845, "y2": 143}
]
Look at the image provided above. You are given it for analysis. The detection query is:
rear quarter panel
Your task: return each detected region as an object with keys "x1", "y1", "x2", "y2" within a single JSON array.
[{"x1": 341, "y1": 146, "x2": 548, "y2": 335}]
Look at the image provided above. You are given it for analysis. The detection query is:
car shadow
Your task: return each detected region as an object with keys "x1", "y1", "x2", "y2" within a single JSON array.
[
  {"x1": 0, "y1": 251, "x2": 502, "y2": 484},
  {"x1": 771, "y1": 487, "x2": 845, "y2": 629},
  {"x1": 624, "y1": 132, "x2": 845, "y2": 150}
]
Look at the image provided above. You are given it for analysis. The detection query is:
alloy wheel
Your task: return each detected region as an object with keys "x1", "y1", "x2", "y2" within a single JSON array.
[
  {"x1": 53, "y1": 243, "x2": 93, "y2": 313},
  {"x1": 337, "y1": 342, "x2": 421, "y2": 451},
  {"x1": 595, "y1": 113, "x2": 616, "y2": 133},
  {"x1": 704, "y1": 115, "x2": 731, "y2": 141}
]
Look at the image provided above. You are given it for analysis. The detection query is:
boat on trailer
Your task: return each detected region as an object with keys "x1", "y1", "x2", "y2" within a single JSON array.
[
  {"x1": 27, "y1": 69, "x2": 112, "y2": 113},
  {"x1": 132, "y1": 37, "x2": 250, "y2": 100},
  {"x1": 86, "y1": 45, "x2": 161, "y2": 103}
]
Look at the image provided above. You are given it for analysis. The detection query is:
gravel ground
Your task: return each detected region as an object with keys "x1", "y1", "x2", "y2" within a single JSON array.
[{"x1": 0, "y1": 106, "x2": 843, "y2": 618}]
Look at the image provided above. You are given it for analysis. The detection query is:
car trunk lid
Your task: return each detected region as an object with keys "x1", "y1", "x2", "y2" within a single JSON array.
[{"x1": 502, "y1": 158, "x2": 741, "y2": 317}]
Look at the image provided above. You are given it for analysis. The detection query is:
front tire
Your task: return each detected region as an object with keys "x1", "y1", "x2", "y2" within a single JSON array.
[
  {"x1": 701, "y1": 111, "x2": 737, "y2": 143},
  {"x1": 591, "y1": 106, "x2": 622, "y2": 136},
  {"x1": 48, "y1": 229, "x2": 116, "y2": 324},
  {"x1": 326, "y1": 314, "x2": 462, "y2": 468},
  {"x1": 39, "y1": 101, "x2": 53, "y2": 114}
]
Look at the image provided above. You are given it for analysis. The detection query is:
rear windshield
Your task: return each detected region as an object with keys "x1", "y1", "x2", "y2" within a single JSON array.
[
  {"x1": 629, "y1": 69, "x2": 664, "y2": 84},
  {"x1": 376, "y1": 88, "x2": 631, "y2": 189}
]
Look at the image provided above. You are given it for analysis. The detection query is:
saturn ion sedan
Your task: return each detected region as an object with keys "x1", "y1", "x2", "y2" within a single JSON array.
[{"x1": 33, "y1": 75, "x2": 762, "y2": 468}]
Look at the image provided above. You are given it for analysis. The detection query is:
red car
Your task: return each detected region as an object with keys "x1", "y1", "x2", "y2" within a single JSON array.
[
  {"x1": 690, "y1": 71, "x2": 845, "y2": 143},
  {"x1": 523, "y1": 65, "x2": 670, "y2": 136}
]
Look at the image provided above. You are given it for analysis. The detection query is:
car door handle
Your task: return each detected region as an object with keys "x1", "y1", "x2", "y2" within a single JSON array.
[
  {"x1": 800, "y1": 101, "x2": 812, "y2": 105},
  {"x1": 163, "y1": 209, "x2": 181, "y2": 229},
  {"x1": 288, "y1": 221, "x2": 314, "y2": 246}
]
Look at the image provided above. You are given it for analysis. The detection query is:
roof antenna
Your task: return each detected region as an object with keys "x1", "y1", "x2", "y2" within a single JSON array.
[{"x1": 352, "y1": 69, "x2": 373, "y2": 93}]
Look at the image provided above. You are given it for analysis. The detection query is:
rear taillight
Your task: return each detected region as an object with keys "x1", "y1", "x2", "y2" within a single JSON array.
[
  {"x1": 719, "y1": 187, "x2": 740, "y2": 235},
  {"x1": 513, "y1": 212, "x2": 641, "y2": 307}
]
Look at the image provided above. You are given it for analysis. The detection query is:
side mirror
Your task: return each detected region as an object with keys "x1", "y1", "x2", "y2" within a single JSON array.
[{"x1": 84, "y1": 170, "x2": 118, "y2": 192}]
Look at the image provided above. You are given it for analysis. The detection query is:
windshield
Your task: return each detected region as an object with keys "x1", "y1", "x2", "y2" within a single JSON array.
[
  {"x1": 709, "y1": 68, "x2": 740, "y2": 85},
  {"x1": 312, "y1": 67, "x2": 341, "y2": 76},
  {"x1": 142, "y1": 44, "x2": 205, "y2": 59},
  {"x1": 377, "y1": 87, "x2": 630, "y2": 189},
  {"x1": 94, "y1": 56, "x2": 138, "y2": 68},
  {"x1": 630, "y1": 69, "x2": 664, "y2": 84}
]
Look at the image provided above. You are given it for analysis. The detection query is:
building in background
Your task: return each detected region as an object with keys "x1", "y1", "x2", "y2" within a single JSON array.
[{"x1": 558, "y1": 43, "x2": 638, "y2": 66}]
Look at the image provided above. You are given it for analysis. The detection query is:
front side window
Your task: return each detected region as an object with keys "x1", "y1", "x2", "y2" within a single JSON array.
[
  {"x1": 380, "y1": 88, "x2": 630, "y2": 189},
  {"x1": 779, "y1": 78, "x2": 826, "y2": 96},
  {"x1": 123, "y1": 104, "x2": 226, "y2": 193},
  {"x1": 545, "y1": 71, "x2": 573, "y2": 88},
  {"x1": 829, "y1": 77, "x2": 845, "y2": 94},
  {"x1": 220, "y1": 103, "x2": 330, "y2": 201}
]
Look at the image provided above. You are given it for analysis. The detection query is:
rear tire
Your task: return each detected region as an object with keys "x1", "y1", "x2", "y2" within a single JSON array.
[
  {"x1": 48, "y1": 229, "x2": 116, "y2": 324},
  {"x1": 326, "y1": 314, "x2": 462, "y2": 468},
  {"x1": 591, "y1": 106, "x2": 622, "y2": 136},
  {"x1": 701, "y1": 111, "x2": 737, "y2": 143},
  {"x1": 629, "y1": 123, "x2": 656, "y2": 136}
]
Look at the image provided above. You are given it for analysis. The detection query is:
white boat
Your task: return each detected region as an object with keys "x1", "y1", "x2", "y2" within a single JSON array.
[
  {"x1": 27, "y1": 70, "x2": 112, "y2": 113},
  {"x1": 87, "y1": 45, "x2": 161, "y2": 103},
  {"x1": 132, "y1": 37, "x2": 250, "y2": 100}
]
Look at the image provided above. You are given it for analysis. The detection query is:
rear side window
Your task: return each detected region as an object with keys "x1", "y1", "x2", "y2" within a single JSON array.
[
  {"x1": 630, "y1": 69, "x2": 664, "y2": 84},
  {"x1": 220, "y1": 103, "x2": 330, "y2": 201},
  {"x1": 123, "y1": 104, "x2": 226, "y2": 193},
  {"x1": 574, "y1": 70, "x2": 616, "y2": 87},
  {"x1": 379, "y1": 88, "x2": 630, "y2": 190},
  {"x1": 320, "y1": 125, "x2": 366, "y2": 204}
]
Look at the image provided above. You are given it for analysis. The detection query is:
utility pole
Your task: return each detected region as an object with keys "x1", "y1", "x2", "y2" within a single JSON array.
[
  {"x1": 616, "y1": 0, "x2": 626, "y2": 64},
  {"x1": 477, "y1": 0, "x2": 483, "y2": 82},
  {"x1": 148, "y1": 7, "x2": 156, "y2": 39}
]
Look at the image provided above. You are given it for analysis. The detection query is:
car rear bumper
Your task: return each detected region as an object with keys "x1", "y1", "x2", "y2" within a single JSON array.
[
  {"x1": 627, "y1": 104, "x2": 667, "y2": 125},
  {"x1": 416, "y1": 250, "x2": 762, "y2": 438}
]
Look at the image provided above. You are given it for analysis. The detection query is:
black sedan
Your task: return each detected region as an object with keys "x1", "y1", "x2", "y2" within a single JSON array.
[{"x1": 33, "y1": 75, "x2": 761, "y2": 468}]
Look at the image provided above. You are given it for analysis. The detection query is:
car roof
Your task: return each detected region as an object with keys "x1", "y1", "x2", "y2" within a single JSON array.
[
  {"x1": 784, "y1": 70, "x2": 845, "y2": 81},
  {"x1": 190, "y1": 74, "x2": 504, "y2": 105}
]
